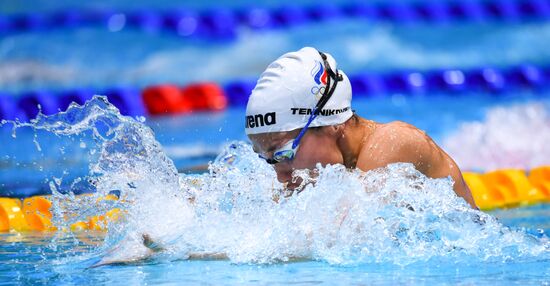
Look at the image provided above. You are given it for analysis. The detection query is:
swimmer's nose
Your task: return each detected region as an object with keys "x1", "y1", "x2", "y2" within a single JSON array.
[
  {"x1": 276, "y1": 170, "x2": 292, "y2": 185},
  {"x1": 274, "y1": 164, "x2": 305, "y2": 191},
  {"x1": 274, "y1": 164, "x2": 292, "y2": 184}
]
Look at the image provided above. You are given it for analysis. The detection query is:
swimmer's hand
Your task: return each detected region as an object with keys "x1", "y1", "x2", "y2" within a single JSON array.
[
  {"x1": 142, "y1": 233, "x2": 164, "y2": 252},
  {"x1": 90, "y1": 233, "x2": 229, "y2": 267},
  {"x1": 89, "y1": 233, "x2": 164, "y2": 268}
]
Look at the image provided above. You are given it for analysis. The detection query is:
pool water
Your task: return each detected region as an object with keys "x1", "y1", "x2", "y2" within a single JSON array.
[
  {"x1": 2, "y1": 92, "x2": 549, "y2": 196},
  {"x1": 0, "y1": 204, "x2": 548, "y2": 286},
  {"x1": 2, "y1": 1, "x2": 550, "y2": 285},
  {"x1": 0, "y1": 97, "x2": 548, "y2": 285}
]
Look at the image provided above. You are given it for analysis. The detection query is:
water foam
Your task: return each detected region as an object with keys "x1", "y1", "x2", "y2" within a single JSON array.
[
  {"x1": 444, "y1": 102, "x2": 550, "y2": 171},
  {"x1": 159, "y1": 144, "x2": 548, "y2": 265},
  {"x1": 2, "y1": 97, "x2": 548, "y2": 266}
]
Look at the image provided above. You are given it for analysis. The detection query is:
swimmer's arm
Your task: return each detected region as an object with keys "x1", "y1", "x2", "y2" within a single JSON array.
[
  {"x1": 421, "y1": 144, "x2": 478, "y2": 210},
  {"x1": 356, "y1": 122, "x2": 478, "y2": 209}
]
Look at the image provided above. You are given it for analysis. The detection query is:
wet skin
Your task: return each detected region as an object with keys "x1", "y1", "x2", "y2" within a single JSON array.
[{"x1": 249, "y1": 115, "x2": 478, "y2": 209}]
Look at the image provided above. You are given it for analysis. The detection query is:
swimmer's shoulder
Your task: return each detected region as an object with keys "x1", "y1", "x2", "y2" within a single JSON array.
[
  {"x1": 365, "y1": 121, "x2": 429, "y2": 145},
  {"x1": 356, "y1": 121, "x2": 435, "y2": 170}
]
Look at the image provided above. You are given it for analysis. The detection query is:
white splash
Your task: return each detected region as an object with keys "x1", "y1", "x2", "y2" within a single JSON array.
[
  {"x1": 443, "y1": 102, "x2": 550, "y2": 171},
  {"x1": 3, "y1": 97, "x2": 548, "y2": 267},
  {"x1": 132, "y1": 143, "x2": 547, "y2": 265}
]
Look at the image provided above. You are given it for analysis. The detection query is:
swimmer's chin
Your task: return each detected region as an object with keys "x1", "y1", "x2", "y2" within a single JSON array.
[
  {"x1": 284, "y1": 181, "x2": 302, "y2": 191},
  {"x1": 280, "y1": 176, "x2": 310, "y2": 197}
]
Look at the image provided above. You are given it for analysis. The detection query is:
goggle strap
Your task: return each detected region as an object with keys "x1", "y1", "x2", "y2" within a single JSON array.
[
  {"x1": 292, "y1": 52, "x2": 341, "y2": 149},
  {"x1": 315, "y1": 52, "x2": 342, "y2": 115},
  {"x1": 292, "y1": 112, "x2": 317, "y2": 149},
  {"x1": 315, "y1": 72, "x2": 332, "y2": 114}
]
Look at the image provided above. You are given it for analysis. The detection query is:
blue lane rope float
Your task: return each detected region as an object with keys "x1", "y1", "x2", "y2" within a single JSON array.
[
  {"x1": 224, "y1": 80, "x2": 257, "y2": 106},
  {"x1": 0, "y1": 92, "x2": 16, "y2": 120},
  {"x1": 101, "y1": 86, "x2": 145, "y2": 116},
  {"x1": 2, "y1": 0, "x2": 550, "y2": 37},
  {"x1": 17, "y1": 90, "x2": 59, "y2": 119},
  {"x1": 58, "y1": 88, "x2": 95, "y2": 111},
  {"x1": 126, "y1": 10, "x2": 164, "y2": 33},
  {"x1": 0, "y1": 64, "x2": 549, "y2": 120},
  {"x1": 222, "y1": 65, "x2": 550, "y2": 104}
]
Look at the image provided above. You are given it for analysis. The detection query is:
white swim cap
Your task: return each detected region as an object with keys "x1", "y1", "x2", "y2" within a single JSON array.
[{"x1": 245, "y1": 47, "x2": 353, "y2": 135}]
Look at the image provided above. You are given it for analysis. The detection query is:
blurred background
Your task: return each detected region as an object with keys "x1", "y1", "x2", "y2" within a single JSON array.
[{"x1": 1, "y1": 0, "x2": 550, "y2": 197}]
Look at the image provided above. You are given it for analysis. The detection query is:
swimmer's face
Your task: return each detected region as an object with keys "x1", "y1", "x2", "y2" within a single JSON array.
[{"x1": 248, "y1": 128, "x2": 343, "y2": 189}]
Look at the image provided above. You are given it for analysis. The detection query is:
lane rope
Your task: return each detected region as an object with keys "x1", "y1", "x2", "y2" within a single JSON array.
[
  {"x1": 1, "y1": 64, "x2": 549, "y2": 120},
  {"x1": 2, "y1": 1, "x2": 550, "y2": 38}
]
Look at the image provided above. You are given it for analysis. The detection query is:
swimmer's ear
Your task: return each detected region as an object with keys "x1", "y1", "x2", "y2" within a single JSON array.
[{"x1": 324, "y1": 124, "x2": 344, "y2": 136}]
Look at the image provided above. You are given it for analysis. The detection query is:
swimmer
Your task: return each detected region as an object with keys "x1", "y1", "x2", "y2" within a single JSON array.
[
  {"x1": 92, "y1": 47, "x2": 478, "y2": 268},
  {"x1": 246, "y1": 47, "x2": 478, "y2": 209}
]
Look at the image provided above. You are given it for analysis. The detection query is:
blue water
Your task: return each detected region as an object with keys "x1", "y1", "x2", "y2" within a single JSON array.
[
  {"x1": 2, "y1": 92, "x2": 547, "y2": 196},
  {"x1": 0, "y1": 97, "x2": 548, "y2": 285},
  {"x1": 2, "y1": 1, "x2": 550, "y2": 285},
  {"x1": 2, "y1": 19, "x2": 550, "y2": 92},
  {"x1": 0, "y1": 213, "x2": 548, "y2": 285}
]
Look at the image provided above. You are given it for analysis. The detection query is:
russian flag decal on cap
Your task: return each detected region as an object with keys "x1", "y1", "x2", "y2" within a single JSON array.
[{"x1": 311, "y1": 61, "x2": 327, "y2": 85}]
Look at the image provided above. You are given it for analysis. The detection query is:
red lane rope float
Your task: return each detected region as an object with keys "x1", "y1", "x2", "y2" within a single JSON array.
[
  {"x1": 142, "y1": 84, "x2": 192, "y2": 115},
  {"x1": 142, "y1": 82, "x2": 227, "y2": 115},
  {"x1": 181, "y1": 82, "x2": 227, "y2": 111}
]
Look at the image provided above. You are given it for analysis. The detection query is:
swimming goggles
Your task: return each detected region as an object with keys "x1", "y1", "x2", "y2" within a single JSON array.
[{"x1": 259, "y1": 51, "x2": 343, "y2": 165}]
